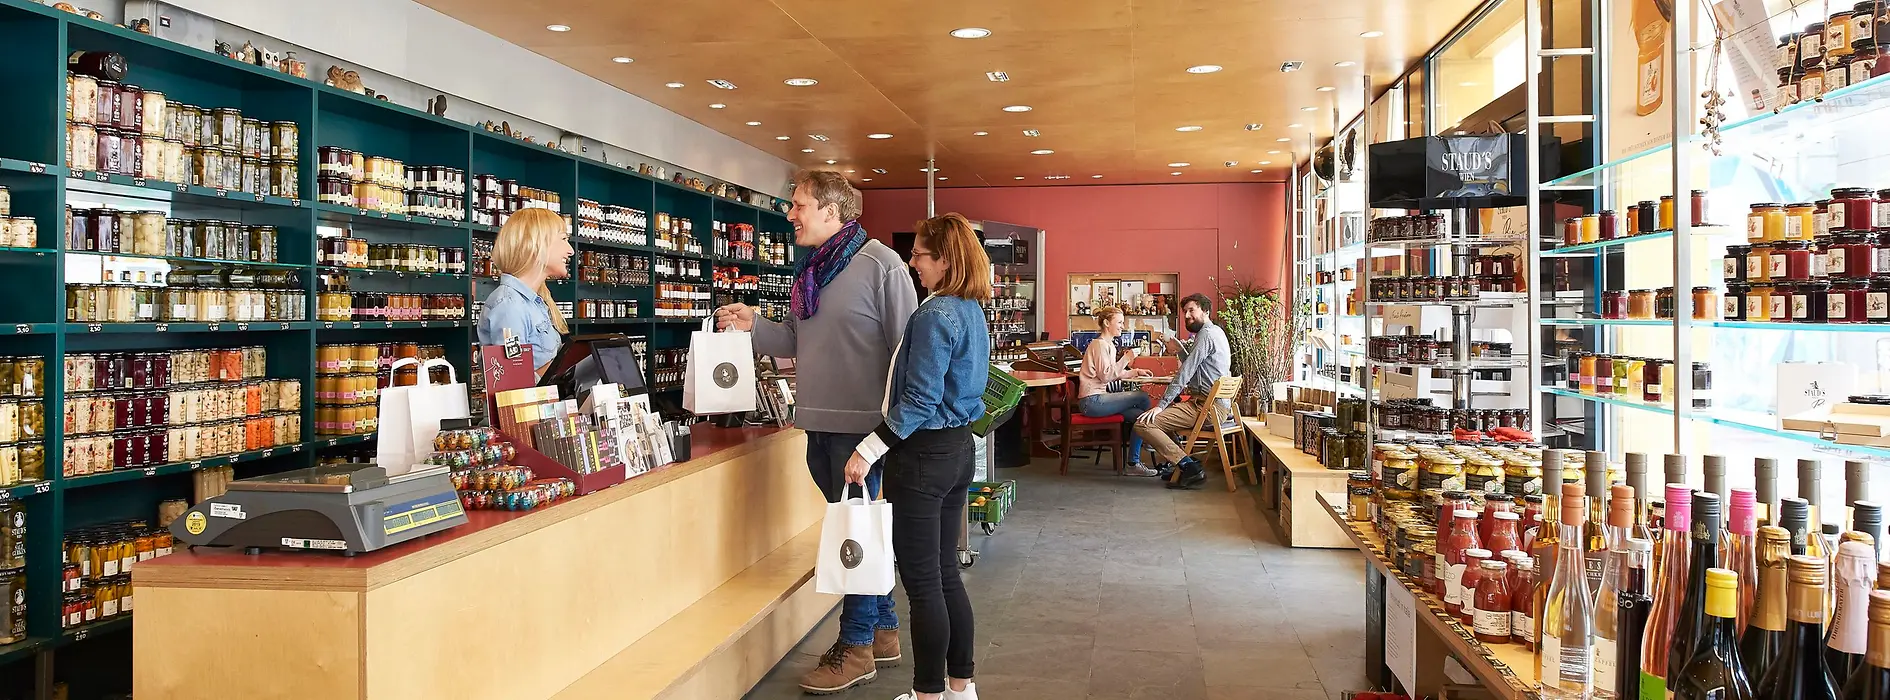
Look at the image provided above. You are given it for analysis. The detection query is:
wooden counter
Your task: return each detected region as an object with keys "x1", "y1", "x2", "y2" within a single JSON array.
[
  {"x1": 1242, "y1": 419, "x2": 1351, "y2": 548},
  {"x1": 133, "y1": 426, "x2": 833, "y2": 700}
]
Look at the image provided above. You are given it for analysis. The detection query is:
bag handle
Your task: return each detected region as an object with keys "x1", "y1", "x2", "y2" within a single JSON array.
[
  {"x1": 700, "y1": 316, "x2": 717, "y2": 334},
  {"x1": 388, "y1": 357, "x2": 420, "y2": 374},
  {"x1": 842, "y1": 481, "x2": 885, "y2": 503}
]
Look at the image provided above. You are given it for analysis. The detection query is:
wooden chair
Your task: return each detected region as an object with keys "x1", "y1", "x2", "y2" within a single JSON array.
[
  {"x1": 1179, "y1": 376, "x2": 1257, "y2": 492},
  {"x1": 1056, "y1": 377, "x2": 1126, "y2": 475}
]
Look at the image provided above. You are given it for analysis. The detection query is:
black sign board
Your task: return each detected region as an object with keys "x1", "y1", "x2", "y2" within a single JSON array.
[{"x1": 1367, "y1": 133, "x2": 1550, "y2": 209}]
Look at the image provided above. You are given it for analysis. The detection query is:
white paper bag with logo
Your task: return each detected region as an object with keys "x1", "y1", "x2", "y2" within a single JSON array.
[
  {"x1": 815, "y1": 485, "x2": 896, "y2": 596},
  {"x1": 375, "y1": 358, "x2": 472, "y2": 475},
  {"x1": 683, "y1": 317, "x2": 757, "y2": 415}
]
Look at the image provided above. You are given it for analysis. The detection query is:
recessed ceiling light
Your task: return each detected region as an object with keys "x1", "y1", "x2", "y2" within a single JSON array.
[
  {"x1": 1171, "y1": 171, "x2": 1183, "y2": 176},
  {"x1": 745, "y1": 121, "x2": 761, "y2": 126},
  {"x1": 1186, "y1": 65, "x2": 1223, "y2": 74},
  {"x1": 1335, "y1": 61, "x2": 1357, "y2": 67},
  {"x1": 1288, "y1": 123, "x2": 1303, "y2": 128},
  {"x1": 920, "y1": 168, "x2": 936, "y2": 172},
  {"x1": 1031, "y1": 149, "x2": 1055, "y2": 155},
  {"x1": 1224, "y1": 161, "x2": 1238, "y2": 167},
  {"x1": 862, "y1": 178, "x2": 873, "y2": 182},
  {"x1": 973, "y1": 131, "x2": 989, "y2": 136},
  {"x1": 1360, "y1": 30, "x2": 1384, "y2": 38},
  {"x1": 665, "y1": 82, "x2": 685, "y2": 88},
  {"x1": 824, "y1": 159, "x2": 837, "y2": 164},
  {"x1": 709, "y1": 103, "x2": 726, "y2": 109},
  {"x1": 950, "y1": 27, "x2": 992, "y2": 39},
  {"x1": 937, "y1": 177, "x2": 947, "y2": 181},
  {"x1": 1002, "y1": 105, "x2": 1032, "y2": 113},
  {"x1": 810, "y1": 134, "x2": 830, "y2": 141},
  {"x1": 1458, "y1": 81, "x2": 1478, "y2": 87},
  {"x1": 1014, "y1": 176, "x2": 1025, "y2": 180},
  {"x1": 1168, "y1": 162, "x2": 1190, "y2": 167},
  {"x1": 1175, "y1": 125, "x2": 1203, "y2": 132},
  {"x1": 872, "y1": 168, "x2": 887, "y2": 174},
  {"x1": 784, "y1": 78, "x2": 818, "y2": 87},
  {"x1": 1022, "y1": 129, "x2": 1041, "y2": 137},
  {"x1": 1276, "y1": 138, "x2": 1291, "y2": 142},
  {"x1": 1259, "y1": 161, "x2": 1273, "y2": 165},
  {"x1": 1092, "y1": 174, "x2": 1103, "y2": 178},
  {"x1": 1317, "y1": 86, "x2": 1335, "y2": 91},
  {"x1": 867, "y1": 133, "x2": 893, "y2": 139},
  {"x1": 845, "y1": 169, "x2": 855, "y2": 173},
  {"x1": 707, "y1": 79, "x2": 738, "y2": 90},
  {"x1": 546, "y1": 24, "x2": 571, "y2": 32},
  {"x1": 1301, "y1": 106, "x2": 1319, "y2": 111},
  {"x1": 1251, "y1": 169, "x2": 1263, "y2": 173},
  {"x1": 776, "y1": 135, "x2": 791, "y2": 140},
  {"x1": 801, "y1": 148, "x2": 815, "y2": 153},
  {"x1": 1244, "y1": 123, "x2": 1262, "y2": 131},
  {"x1": 1268, "y1": 150, "x2": 1282, "y2": 154},
  {"x1": 612, "y1": 56, "x2": 633, "y2": 64},
  {"x1": 986, "y1": 71, "x2": 1010, "y2": 82}
]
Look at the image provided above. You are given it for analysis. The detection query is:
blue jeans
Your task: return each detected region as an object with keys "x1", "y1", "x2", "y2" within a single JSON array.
[
  {"x1": 806, "y1": 431, "x2": 899, "y2": 646},
  {"x1": 1079, "y1": 391, "x2": 1150, "y2": 465}
]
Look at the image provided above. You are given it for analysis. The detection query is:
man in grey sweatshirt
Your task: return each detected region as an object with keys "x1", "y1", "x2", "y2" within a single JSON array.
[{"x1": 715, "y1": 170, "x2": 917, "y2": 694}]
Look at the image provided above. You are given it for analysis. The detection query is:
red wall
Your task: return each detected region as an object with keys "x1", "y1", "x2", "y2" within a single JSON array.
[{"x1": 860, "y1": 183, "x2": 1290, "y2": 339}]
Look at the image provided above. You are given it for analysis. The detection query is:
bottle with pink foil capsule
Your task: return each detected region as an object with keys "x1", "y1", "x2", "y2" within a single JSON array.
[
  {"x1": 1639, "y1": 484, "x2": 1694, "y2": 700},
  {"x1": 1728, "y1": 488, "x2": 1759, "y2": 637}
]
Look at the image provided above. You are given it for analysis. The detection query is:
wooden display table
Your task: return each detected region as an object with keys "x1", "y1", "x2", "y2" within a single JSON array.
[
  {"x1": 1242, "y1": 419, "x2": 1350, "y2": 548},
  {"x1": 1314, "y1": 492, "x2": 1539, "y2": 700},
  {"x1": 133, "y1": 427, "x2": 831, "y2": 700}
]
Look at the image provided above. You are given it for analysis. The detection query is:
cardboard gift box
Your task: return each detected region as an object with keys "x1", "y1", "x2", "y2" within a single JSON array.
[{"x1": 1779, "y1": 401, "x2": 1890, "y2": 446}]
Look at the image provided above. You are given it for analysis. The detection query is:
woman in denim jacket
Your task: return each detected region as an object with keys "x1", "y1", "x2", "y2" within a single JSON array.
[{"x1": 843, "y1": 213, "x2": 990, "y2": 700}]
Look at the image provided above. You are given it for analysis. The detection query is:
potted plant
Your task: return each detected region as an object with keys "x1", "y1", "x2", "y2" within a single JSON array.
[{"x1": 1213, "y1": 274, "x2": 1288, "y2": 418}]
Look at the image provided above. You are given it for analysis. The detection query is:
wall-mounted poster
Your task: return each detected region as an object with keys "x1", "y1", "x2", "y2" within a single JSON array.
[
  {"x1": 1091, "y1": 281, "x2": 1120, "y2": 309},
  {"x1": 1070, "y1": 284, "x2": 1091, "y2": 315}
]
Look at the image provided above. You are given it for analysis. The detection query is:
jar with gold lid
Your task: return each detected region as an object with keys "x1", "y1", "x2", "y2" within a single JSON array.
[
  {"x1": 1502, "y1": 456, "x2": 1543, "y2": 497},
  {"x1": 1417, "y1": 453, "x2": 1466, "y2": 492},
  {"x1": 1464, "y1": 455, "x2": 1505, "y2": 495},
  {"x1": 1381, "y1": 449, "x2": 1419, "y2": 497}
]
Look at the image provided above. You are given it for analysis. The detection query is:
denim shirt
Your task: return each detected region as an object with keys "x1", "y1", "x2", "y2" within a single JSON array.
[
  {"x1": 477, "y1": 274, "x2": 561, "y2": 370},
  {"x1": 853, "y1": 295, "x2": 990, "y2": 463}
]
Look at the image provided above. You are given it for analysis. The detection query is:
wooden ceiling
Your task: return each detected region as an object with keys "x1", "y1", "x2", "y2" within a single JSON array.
[{"x1": 417, "y1": 0, "x2": 1483, "y2": 189}]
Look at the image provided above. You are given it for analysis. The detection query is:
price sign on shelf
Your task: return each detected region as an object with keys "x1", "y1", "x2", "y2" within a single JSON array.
[{"x1": 1383, "y1": 580, "x2": 1418, "y2": 693}]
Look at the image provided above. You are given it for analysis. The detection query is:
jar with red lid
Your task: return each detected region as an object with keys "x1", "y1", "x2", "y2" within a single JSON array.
[
  {"x1": 1831, "y1": 279, "x2": 1869, "y2": 322},
  {"x1": 1833, "y1": 230, "x2": 1876, "y2": 278},
  {"x1": 1777, "y1": 240, "x2": 1812, "y2": 279},
  {"x1": 1833, "y1": 187, "x2": 1877, "y2": 230}
]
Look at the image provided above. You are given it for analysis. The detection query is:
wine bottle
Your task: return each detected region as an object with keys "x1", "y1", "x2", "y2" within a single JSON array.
[
  {"x1": 1672, "y1": 568, "x2": 1756, "y2": 700},
  {"x1": 1705, "y1": 455, "x2": 1730, "y2": 512},
  {"x1": 1850, "y1": 501, "x2": 1882, "y2": 562},
  {"x1": 1838, "y1": 590, "x2": 1890, "y2": 699},
  {"x1": 1671, "y1": 492, "x2": 1725, "y2": 685},
  {"x1": 1843, "y1": 461, "x2": 1869, "y2": 539},
  {"x1": 1743, "y1": 527, "x2": 1793, "y2": 688},
  {"x1": 1537, "y1": 449, "x2": 1576, "y2": 676},
  {"x1": 1544, "y1": 482, "x2": 1597, "y2": 700},
  {"x1": 1626, "y1": 453, "x2": 1656, "y2": 544},
  {"x1": 1598, "y1": 484, "x2": 1639, "y2": 699},
  {"x1": 1588, "y1": 451, "x2": 1615, "y2": 594},
  {"x1": 1730, "y1": 488, "x2": 1759, "y2": 636},
  {"x1": 1800, "y1": 460, "x2": 1829, "y2": 561},
  {"x1": 1780, "y1": 497, "x2": 1814, "y2": 556},
  {"x1": 1642, "y1": 485, "x2": 1695, "y2": 700},
  {"x1": 1755, "y1": 555, "x2": 1841, "y2": 700},
  {"x1": 1617, "y1": 537, "x2": 1656, "y2": 700},
  {"x1": 1755, "y1": 458, "x2": 1778, "y2": 527},
  {"x1": 1825, "y1": 541, "x2": 1874, "y2": 679},
  {"x1": 67, "y1": 50, "x2": 128, "y2": 81},
  {"x1": 1656, "y1": 454, "x2": 1689, "y2": 578}
]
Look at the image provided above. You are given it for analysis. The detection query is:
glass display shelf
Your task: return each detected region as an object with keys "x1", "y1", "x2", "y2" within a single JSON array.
[
  {"x1": 1545, "y1": 72, "x2": 1890, "y2": 188},
  {"x1": 1316, "y1": 242, "x2": 1365, "y2": 261},
  {"x1": 1368, "y1": 357, "x2": 1529, "y2": 371},
  {"x1": 0, "y1": 158, "x2": 64, "y2": 177},
  {"x1": 68, "y1": 321, "x2": 310, "y2": 333},
  {"x1": 1541, "y1": 386, "x2": 1676, "y2": 414},
  {"x1": 1541, "y1": 317, "x2": 1670, "y2": 327},
  {"x1": 1541, "y1": 386, "x2": 1890, "y2": 460},
  {"x1": 1542, "y1": 224, "x2": 1736, "y2": 255},
  {"x1": 0, "y1": 247, "x2": 54, "y2": 257},
  {"x1": 66, "y1": 172, "x2": 302, "y2": 210},
  {"x1": 1367, "y1": 297, "x2": 1520, "y2": 309},
  {"x1": 1707, "y1": 320, "x2": 1890, "y2": 333},
  {"x1": 1366, "y1": 237, "x2": 1513, "y2": 249}
]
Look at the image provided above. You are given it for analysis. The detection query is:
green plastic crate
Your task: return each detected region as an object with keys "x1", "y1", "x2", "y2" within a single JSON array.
[
  {"x1": 972, "y1": 364, "x2": 1027, "y2": 437},
  {"x1": 966, "y1": 480, "x2": 1017, "y2": 525}
]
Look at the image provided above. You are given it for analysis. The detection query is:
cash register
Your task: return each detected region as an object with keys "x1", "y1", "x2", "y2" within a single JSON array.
[{"x1": 171, "y1": 462, "x2": 468, "y2": 556}]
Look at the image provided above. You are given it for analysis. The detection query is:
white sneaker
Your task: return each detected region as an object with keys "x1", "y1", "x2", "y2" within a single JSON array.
[
  {"x1": 945, "y1": 682, "x2": 978, "y2": 700},
  {"x1": 1122, "y1": 465, "x2": 1158, "y2": 477}
]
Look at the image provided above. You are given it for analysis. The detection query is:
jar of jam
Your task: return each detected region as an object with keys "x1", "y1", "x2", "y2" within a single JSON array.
[
  {"x1": 1795, "y1": 281, "x2": 1831, "y2": 322},
  {"x1": 1596, "y1": 355, "x2": 1616, "y2": 394},
  {"x1": 1832, "y1": 188, "x2": 1876, "y2": 231},
  {"x1": 1750, "y1": 203, "x2": 1784, "y2": 242},
  {"x1": 1657, "y1": 287, "x2": 1677, "y2": 319},
  {"x1": 1643, "y1": 359, "x2": 1667, "y2": 404},
  {"x1": 1637, "y1": 200, "x2": 1658, "y2": 233},
  {"x1": 1803, "y1": 24, "x2": 1828, "y2": 67},
  {"x1": 1472, "y1": 558, "x2": 1512, "y2": 643},
  {"x1": 1725, "y1": 282, "x2": 1749, "y2": 320},
  {"x1": 1814, "y1": 236, "x2": 1835, "y2": 278},
  {"x1": 1726, "y1": 244, "x2": 1750, "y2": 281},
  {"x1": 1578, "y1": 353, "x2": 1598, "y2": 393},
  {"x1": 1691, "y1": 190, "x2": 1709, "y2": 226},
  {"x1": 1785, "y1": 203, "x2": 1817, "y2": 240},
  {"x1": 1692, "y1": 287, "x2": 1719, "y2": 320},
  {"x1": 1831, "y1": 9, "x2": 1858, "y2": 57},
  {"x1": 1598, "y1": 210, "x2": 1619, "y2": 240},
  {"x1": 1817, "y1": 200, "x2": 1836, "y2": 238},
  {"x1": 1602, "y1": 290, "x2": 1628, "y2": 319},
  {"x1": 1655, "y1": 195, "x2": 1675, "y2": 231},
  {"x1": 1831, "y1": 279, "x2": 1869, "y2": 322},
  {"x1": 1750, "y1": 244, "x2": 1776, "y2": 283},
  {"x1": 1777, "y1": 240, "x2": 1810, "y2": 279},
  {"x1": 1832, "y1": 230, "x2": 1875, "y2": 278},
  {"x1": 1626, "y1": 203, "x2": 1643, "y2": 235}
]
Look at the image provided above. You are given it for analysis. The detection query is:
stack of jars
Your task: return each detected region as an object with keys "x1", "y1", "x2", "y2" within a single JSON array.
[
  {"x1": 652, "y1": 212, "x2": 700, "y2": 255},
  {"x1": 60, "y1": 348, "x2": 301, "y2": 476},
  {"x1": 758, "y1": 232, "x2": 795, "y2": 267},
  {"x1": 314, "y1": 288, "x2": 467, "y2": 323},
  {"x1": 66, "y1": 266, "x2": 306, "y2": 324},
  {"x1": 1372, "y1": 399, "x2": 1531, "y2": 436},
  {"x1": 0, "y1": 188, "x2": 36, "y2": 248},
  {"x1": 1366, "y1": 275, "x2": 1480, "y2": 302},
  {"x1": 575, "y1": 199, "x2": 648, "y2": 247},
  {"x1": 647, "y1": 348, "x2": 686, "y2": 391},
  {"x1": 315, "y1": 147, "x2": 466, "y2": 220},
  {"x1": 317, "y1": 236, "x2": 465, "y2": 274},
  {"x1": 714, "y1": 266, "x2": 759, "y2": 293},
  {"x1": 471, "y1": 174, "x2": 561, "y2": 227},
  {"x1": 655, "y1": 283, "x2": 711, "y2": 319},
  {"x1": 1596, "y1": 286, "x2": 1720, "y2": 321},
  {"x1": 1774, "y1": 5, "x2": 1888, "y2": 108},
  {"x1": 576, "y1": 251, "x2": 649, "y2": 287},
  {"x1": 575, "y1": 299, "x2": 640, "y2": 320},
  {"x1": 1368, "y1": 214, "x2": 1448, "y2": 242},
  {"x1": 1729, "y1": 187, "x2": 1890, "y2": 323},
  {"x1": 315, "y1": 343, "x2": 448, "y2": 435},
  {"x1": 66, "y1": 70, "x2": 300, "y2": 197},
  {"x1": 713, "y1": 221, "x2": 757, "y2": 259},
  {"x1": 656, "y1": 255, "x2": 706, "y2": 281},
  {"x1": 66, "y1": 208, "x2": 280, "y2": 263},
  {"x1": 0, "y1": 355, "x2": 48, "y2": 490},
  {"x1": 62, "y1": 522, "x2": 171, "y2": 630}
]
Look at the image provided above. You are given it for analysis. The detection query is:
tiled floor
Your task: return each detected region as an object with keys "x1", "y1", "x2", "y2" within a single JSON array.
[{"x1": 743, "y1": 455, "x2": 1372, "y2": 699}]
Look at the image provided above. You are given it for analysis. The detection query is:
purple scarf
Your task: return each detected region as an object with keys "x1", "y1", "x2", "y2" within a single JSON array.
[{"x1": 790, "y1": 220, "x2": 869, "y2": 320}]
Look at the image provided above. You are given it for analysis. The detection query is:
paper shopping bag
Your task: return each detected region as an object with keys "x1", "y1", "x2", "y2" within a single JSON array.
[
  {"x1": 376, "y1": 358, "x2": 472, "y2": 475},
  {"x1": 683, "y1": 317, "x2": 757, "y2": 415},
  {"x1": 815, "y1": 489, "x2": 896, "y2": 596}
]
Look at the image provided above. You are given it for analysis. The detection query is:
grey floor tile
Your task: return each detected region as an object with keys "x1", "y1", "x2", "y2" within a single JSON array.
[
  {"x1": 1088, "y1": 647, "x2": 1208, "y2": 698},
  {"x1": 1207, "y1": 687, "x2": 1331, "y2": 700},
  {"x1": 1201, "y1": 643, "x2": 1323, "y2": 688},
  {"x1": 980, "y1": 632, "x2": 1097, "y2": 680},
  {"x1": 1311, "y1": 654, "x2": 1372, "y2": 693}
]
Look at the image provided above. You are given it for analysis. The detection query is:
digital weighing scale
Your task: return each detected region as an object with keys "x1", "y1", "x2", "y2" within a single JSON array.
[{"x1": 171, "y1": 463, "x2": 468, "y2": 555}]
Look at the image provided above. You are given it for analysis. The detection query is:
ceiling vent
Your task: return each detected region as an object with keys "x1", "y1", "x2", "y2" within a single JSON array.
[
  {"x1": 986, "y1": 71, "x2": 1010, "y2": 82},
  {"x1": 1279, "y1": 61, "x2": 1304, "y2": 73},
  {"x1": 707, "y1": 79, "x2": 738, "y2": 89}
]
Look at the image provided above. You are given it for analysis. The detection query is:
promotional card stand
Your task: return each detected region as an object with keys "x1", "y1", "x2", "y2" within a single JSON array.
[{"x1": 479, "y1": 345, "x2": 626, "y2": 495}]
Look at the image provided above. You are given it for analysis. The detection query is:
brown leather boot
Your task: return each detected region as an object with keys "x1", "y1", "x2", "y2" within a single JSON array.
[
  {"x1": 798, "y1": 641, "x2": 876, "y2": 694},
  {"x1": 873, "y1": 628, "x2": 902, "y2": 665}
]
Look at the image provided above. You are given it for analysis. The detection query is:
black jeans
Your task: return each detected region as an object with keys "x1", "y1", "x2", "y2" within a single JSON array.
[{"x1": 882, "y1": 425, "x2": 977, "y2": 693}]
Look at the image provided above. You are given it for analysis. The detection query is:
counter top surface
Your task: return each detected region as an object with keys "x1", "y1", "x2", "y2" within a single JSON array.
[{"x1": 135, "y1": 426, "x2": 798, "y2": 592}]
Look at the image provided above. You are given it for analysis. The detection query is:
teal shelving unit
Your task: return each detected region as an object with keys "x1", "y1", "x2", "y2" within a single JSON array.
[{"x1": 0, "y1": 1, "x2": 790, "y2": 693}]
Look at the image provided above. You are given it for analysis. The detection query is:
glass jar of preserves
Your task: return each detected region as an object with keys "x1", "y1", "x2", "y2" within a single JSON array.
[
  {"x1": 1725, "y1": 282, "x2": 1749, "y2": 320},
  {"x1": 1832, "y1": 187, "x2": 1877, "y2": 231},
  {"x1": 1779, "y1": 240, "x2": 1814, "y2": 280},
  {"x1": 1830, "y1": 279, "x2": 1868, "y2": 322},
  {"x1": 1750, "y1": 203, "x2": 1784, "y2": 242},
  {"x1": 1803, "y1": 23, "x2": 1827, "y2": 67},
  {"x1": 1832, "y1": 230, "x2": 1875, "y2": 278},
  {"x1": 67, "y1": 121, "x2": 96, "y2": 172},
  {"x1": 1747, "y1": 242, "x2": 1774, "y2": 281},
  {"x1": 1785, "y1": 202, "x2": 1817, "y2": 240},
  {"x1": 1418, "y1": 453, "x2": 1466, "y2": 492},
  {"x1": 1795, "y1": 280, "x2": 1831, "y2": 322},
  {"x1": 1658, "y1": 195, "x2": 1676, "y2": 231},
  {"x1": 1643, "y1": 359, "x2": 1667, "y2": 404},
  {"x1": 1656, "y1": 287, "x2": 1676, "y2": 319},
  {"x1": 211, "y1": 108, "x2": 242, "y2": 150},
  {"x1": 1725, "y1": 244, "x2": 1750, "y2": 281},
  {"x1": 1637, "y1": 200, "x2": 1658, "y2": 233},
  {"x1": 68, "y1": 73, "x2": 98, "y2": 125},
  {"x1": 1692, "y1": 287, "x2": 1720, "y2": 320},
  {"x1": 131, "y1": 211, "x2": 164, "y2": 255},
  {"x1": 1868, "y1": 275, "x2": 1890, "y2": 322},
  {"x1": 1628, "y1": 289, "x2": 1657, "y2": 319},
  {"x1": 1603, "y1": 290, "x2": 1629, "y2": 319}
]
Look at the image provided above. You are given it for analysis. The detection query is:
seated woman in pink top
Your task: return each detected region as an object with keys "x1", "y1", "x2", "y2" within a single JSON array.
[{"x1": 1078, "y1": 306, "x2": 1156, "y2": 476}]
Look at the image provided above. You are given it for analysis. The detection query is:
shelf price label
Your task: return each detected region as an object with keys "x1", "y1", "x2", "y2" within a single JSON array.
[
  {"x1": 32, "y1": 483, "x2": 49, "y2": 495},
  {"x1": 215, "y1": 188, "x2": 228, "y2": 198},
  {"x1": 91, "y1": 172, "x2": 108, "y2": 182},
  {"x1": 236, "y1": 322, "x2": 249, "y2": 331},
  {"x1": 12, "y1": 325, "x2": 29, "y2": 334},
  {"x1": 86, "y1": 323, "x2": 102, "y2": 333},
  {"x1": 291, "y1": 444, "x2": 303, "y2": 453},
  {"x1": 189, "y1": 461, "x2": 202, "y2": 470},
  {"x1": 26, "y1": 163, "x2": 45, "y2": 174},
  {"x1": 130, "y1": 178, "x2": 145, "y2": 187},
  {"x1": 322, "y1": 322, "x2": 333, "y2": 329},
  {"x1": 289, "y1": 199, "x2": 300, "y2": 207},
  {"x1": 72, "y1": 629, "x2": 88, "y2": 642},
  {"x1": 142, "y1": 467, "x2": 157, "y2": 477},
  {"x1": 260, "y1": 449, "x2": 273, "y2": 458},
  {"x1": 206, "y1": 323, "x2": 221, "y2": 331},
  {"x1": 175, "y1": 183, "x2": 188, "y2": 193},
  {"x1": 153, "y1": 323, "x2": 167, "y2": 332},
  {"x1": 351, "y1": 321, "x2": 361, "y2": 329},
  {"x1": 253, "y1": 193, "x2": 264, "y2": 202}
]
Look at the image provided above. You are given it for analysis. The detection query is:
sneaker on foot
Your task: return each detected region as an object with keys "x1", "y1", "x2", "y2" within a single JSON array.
[
  {"x1": 944, "y1": 682, "x2": 979, "y2": 700},
  {"x1": 799, "y1": 641, "x2": 877, "y2": 694},
  {"x1": 873, "y1": 628, "x2": 902, "y2": 665},
  {"x1": 1123, "y1": 464, "x2": 1159, "y2": 477}
]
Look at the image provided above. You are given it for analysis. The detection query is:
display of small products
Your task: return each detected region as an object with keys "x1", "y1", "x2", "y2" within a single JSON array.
[
  {"x1": 575, "y1": 199, "x2": 648, "y2": 247},
  {"x1": 656, "y1": 255, "x2": 706, "y2": 280},
  {"x1": 1368, "y1": 214, "x2": 1447, "y2": 242},
  {"x1": 317, "y1": 236, "x2": 466, "y2": 274},
  {"x1": 60, "y1": 348, "x2": 301, "y2": 475},
  {"x1": 0, "y1": 217, "x2": 33, "y2": 250},
  {"x1": 575, "y1": 298, "x2": 640, "y2": 320},
  {"x1": 1366, "y1": 276, "x2": 1482, "y2": 302},
  {"x1": 648, "y1": 348, "x2": 686, "y2": 392},
  {"x1": 758, "y1": 231, "x2": 795, "y2": 267},
  {"x1": 713, "y1": 221, "x2": 756, "y2": 260},
  {"x1": 758, "y1": 298, "x2": 789, "y2": 322},
  {"x1": 315, "y1": 147, "x2": 466, "y2": 220},
  {"x1": 1594, "y1": 286, "x2": 1720, "y2": 321},
  {"x1": 1560, "y1": 192, "x2": 1710, "y2": 247},
  {"x1": 66, "y1": 208, "x2": 280, "y2": 263},
  {"x1": 66, "y1": 69, "x2": 300, "y2": 196},
  {"x1": 314, "y1": 343, "x2": 451, "y2": 436},
  {"x1": 1371, "y1": 399, "x2": 1534, "y2": 440},
  {"x1": 655, "y1": 283, "x2": 711, "y2": 319},
  {"x1": 314, "y1": 281, "x2": 468, "y2": 322},
  {"x1": 577, "y1": 251, "x2": 649, "y2": 287},
  {"x1": 61, "y1": 520, "x2": 168, "y2": 630},
  {"x1": 1561, "y1": 353, "x2": 1713, "y2": 408},
  {"x1": 1773, "y1": 7, "x2": 1889, "y2": 107},
  {"x1": 759, "y1": 273, "x2": 791, "y2": 296},
  {"x1": 652, "y1": 212, "x2": 700, "y2": 255},
  {"x1": 1365, "y1": 333, "x2": 1513, "y2": 364},
  {"x1": 471, "y1": 174, "x2": 561, "y2": 228},
  {"x1": 714, "y1": 266, "x2": 758, "y2": 293},
  {"x1": 66, "y1": 267, "x2": 308, "y2": 324}
]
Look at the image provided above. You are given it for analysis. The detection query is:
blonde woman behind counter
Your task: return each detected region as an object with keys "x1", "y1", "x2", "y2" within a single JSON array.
[
  {"x1": 1079, "y1": 306, "x2": 1156, "y2": 476},
  {"x1": 476, "y1": 207, "x2": 573, "y2": 376}
]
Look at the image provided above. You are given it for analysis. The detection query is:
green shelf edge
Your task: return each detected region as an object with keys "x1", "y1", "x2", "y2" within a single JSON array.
[
  {"x1": 68, "y1": 321, "x2": 312, "y2": 334},
  {"x1": 309, "y1": 202, "x2": 469, "y2": 231},
  {"x1": 66, "y1": 171, "x2": 303, "y2": 209},
  {"x1": 314, "y1": 320, "x2": 469, "y2": 330},
  {"x1": 315, "y1": 265, "x2": 469, "y2": 280},
  {"x1": 63, "y1": 442, "x2": 305, "y2": 490}
]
